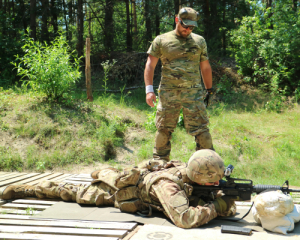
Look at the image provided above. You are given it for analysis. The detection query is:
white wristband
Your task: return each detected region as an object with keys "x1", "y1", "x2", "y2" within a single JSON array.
[{"x1": 146, "y1": 85, "x2": 154, "y2": 94}]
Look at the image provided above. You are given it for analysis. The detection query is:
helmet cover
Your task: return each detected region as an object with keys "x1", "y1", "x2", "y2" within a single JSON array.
[{"x1": 187, "y1": 149, "x2": 225, "y2": 184}]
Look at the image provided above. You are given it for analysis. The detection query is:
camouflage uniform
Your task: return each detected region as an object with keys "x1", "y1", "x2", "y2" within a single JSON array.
[
  {"x1": 147, "y1": 30, "x2": 213, "y2": 161},
  {"x1": 25, "y1": 163, "x2": 218, "y2": 229},
  {"x1": 0, "y1": 150, "x2": 237, "y2": 229}
]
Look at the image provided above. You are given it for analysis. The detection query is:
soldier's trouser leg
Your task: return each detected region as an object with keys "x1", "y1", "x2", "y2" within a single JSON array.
[
  {"x1": 182, "y1": 89, "x2": 214, "y2": 151},
  {"x1": 154, "y1": 90, "x2": 181, "y2": 161},
  {"x1": 35, "y1": 181, "x2": 116, "y2": 206}
]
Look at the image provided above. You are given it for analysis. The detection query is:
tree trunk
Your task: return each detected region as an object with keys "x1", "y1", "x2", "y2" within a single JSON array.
[
  {"x1": 77, "y1": 0, "x2": 84, "y2": 58},
  {"x1": 189, "y1": 0, "x2": 193, "y2": 7},
  {"x1": 202, "y1": 0, "x2": 210, "y2": 41},
  {"x1": 68, "y1": 0, "x2": 72, "y2": 42},
  {"x1": 266, "y1": 0, "x2": 273, "y2": 29},
  {"x1": 293, "y1": 0, "x2": 297, "y2": 11},
  {"x1": 0, "y1": 0, "x2": 2, "y2": 10},
  {"x1": 62, "y1": 0, "x2": 69, "y2": 40},
  {"x1": 174, "y1": 0, "x2": 179, "y2": 28},
  {"x1": 155, "y1": 0, "x2": 160, "y2": 36},
  {"x1": 145, "y1": 0, "x2": 152, "y2": 46},
  {"x1": 30, "y1": 0, "x2": 36, "y2": 40},
  {"x1": 104, "y1": 0, "x2": 114, "y2": 52},
  {"x1": 50, "y1": 0, "x2": 58, "y2": 35},
  {"x1": 41, "y1": 0, "x2": 49, "y2": 42},
  {"x1": 20, "y1": 0, "x2": 28, "y2": 34},
  {"x1": 125, "y1": 0, "x2": 132, "y2": 51},
  {"x1": 222, "y1": 0, "x2": 226, "y2": 56},
  {"x1": 132, "y1": 0, "x2": 137, "y2": 38}
]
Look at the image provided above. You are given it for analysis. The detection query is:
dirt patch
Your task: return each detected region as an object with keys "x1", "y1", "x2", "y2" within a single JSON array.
[{"x1": 0, "y1": 131, "x2": 35, "y2": 160}]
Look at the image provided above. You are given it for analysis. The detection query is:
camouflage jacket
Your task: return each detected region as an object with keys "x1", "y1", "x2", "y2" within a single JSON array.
[
  {"x1": 92, "y1": 161, "x2": 218, "y2": 229},
  {"x1": 147, "y1": 30, "x2": 209, "y2": 90}
]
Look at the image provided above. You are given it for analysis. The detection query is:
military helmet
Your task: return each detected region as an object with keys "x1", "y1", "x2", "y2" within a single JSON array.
[
  {"x1": 178, "y1": 7, "x2": 200, "y2": 27},
  {"x1": 186, "y1": 149, "x2": 225, "y2": 184}
]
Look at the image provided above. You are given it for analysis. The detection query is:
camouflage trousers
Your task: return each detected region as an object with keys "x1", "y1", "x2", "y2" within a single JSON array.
[
  {"x1": 35, "y1": 181, "x2": 116, "y2": 206},
  {"x1": 154, "y1": 88, "x2": 213, "y2": 161}
]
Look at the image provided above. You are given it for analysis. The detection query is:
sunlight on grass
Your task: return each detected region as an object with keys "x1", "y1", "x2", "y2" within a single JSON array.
[{"x1": 0, "y1": 86, "x2": 299, "y2": 187}]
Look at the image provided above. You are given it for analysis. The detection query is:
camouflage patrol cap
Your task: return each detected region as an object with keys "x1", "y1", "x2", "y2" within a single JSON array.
[
  {"x1": 178, "y1": 7, "x2": 200, "y2": 27},
  {"x1": 186, "y1": 149, "x2": 225, "y2": 184}
]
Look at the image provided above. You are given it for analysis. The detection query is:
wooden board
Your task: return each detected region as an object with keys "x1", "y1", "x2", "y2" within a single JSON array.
[
  {"x1": 0, "y1": 173, "x2": 41, "y2": 187},
  {"x1": 0, "y1": 208, "x2": 42, "y2": 215},
  {"x1": 28, "y1": 173, "x2": 64, "y2": 186},
  {"x1": 65, "y1": 177, "x2": 93, "y2": 182},
  {"x1": 13, "y1": 173, "x2": 53, "y2": 185},
  {"x1": 12, "y1": 199, "x2": 59, "y2": 205},
  {"x1": 0, "y1": 172, "x2": 13, "y2": 177},
  {"x1": 50, "y1": 174, "x2": 75, "y2": 182},
  {"x1": 0, "y1": 173, "x2": 27, "y2": 182},
  {"x1": 0, "y1": 233, "x2": 119, "y2": 240},
  {"x1": 0, "y1": 171, "x2": 138, "y2": 240},
  {"x1": 0, "y1": 225, "x2": 128, "y2": 238},
  {"x1": 1, "y1": 203, "x2": 51, "y2": 210},
  {"x1": 75, "y1": 174, "x2": 91, "y2": 178},
  {"x1": 0, "y1": 219, "x2": 138, "y2": 231},
  {"x1": 0, "y1": 200, "x2": 6, "y2": 206}
]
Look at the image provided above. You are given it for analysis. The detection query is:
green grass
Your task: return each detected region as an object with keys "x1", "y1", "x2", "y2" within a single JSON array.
[{"x1": 0, "y1": 86, "x2": 299, "y2": 187}]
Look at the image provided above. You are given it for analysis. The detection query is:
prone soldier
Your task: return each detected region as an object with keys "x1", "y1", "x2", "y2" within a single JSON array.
[{"x1": 0, "y1": 150, "x2": 237, "y2": 229}]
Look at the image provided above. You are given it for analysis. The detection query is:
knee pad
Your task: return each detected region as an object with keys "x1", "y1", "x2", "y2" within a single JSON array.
[
  {"x1": 155, "y1": 130, "x2": 171, "y2": 148},
  {"x1": 195, "y1": 131, "x2": 213, "y2": 149}
]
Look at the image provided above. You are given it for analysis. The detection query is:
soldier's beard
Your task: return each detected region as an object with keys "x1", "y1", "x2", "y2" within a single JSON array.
[{"x1": 175, "y1": 28, "x2": 191, "y2": 38}]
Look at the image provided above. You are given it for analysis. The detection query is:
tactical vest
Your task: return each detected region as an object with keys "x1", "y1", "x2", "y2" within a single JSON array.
[{"x1": 114, "y1": 163, "x2": 194, "y2": 215}]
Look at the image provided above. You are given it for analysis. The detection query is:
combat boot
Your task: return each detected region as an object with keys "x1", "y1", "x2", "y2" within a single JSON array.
[
  {"x1": 0, "y1": 185, "x2": 36, "y2": 200},
  {"x1": 91, "y1": 170, "x2": 101, "y2": 179}
]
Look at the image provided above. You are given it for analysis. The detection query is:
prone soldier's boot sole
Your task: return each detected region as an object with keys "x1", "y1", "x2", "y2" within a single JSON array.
[
  {"x1": 0, "y1": 185, "x2": 36, "y2": 200},
  {"x1": 0, "y1": 186, "x2": 13, "y2": 200},
  {"x1": 91, "y1": 170, "x2": 101, "y2": 179}
]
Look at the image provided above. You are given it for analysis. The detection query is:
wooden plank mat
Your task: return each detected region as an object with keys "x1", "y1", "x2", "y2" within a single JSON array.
[
  {"x1": 0, "y1": 215, "x2": 138, "y2": 229},
  {"x1": 0, "y1": 219, "x2": 138, "y2": 231},
  {"x1": 75, "y1": 174, "x2": 92, "y2": 178},
  {"x1": 0, "y1": 200, "x2": 6, "y2": 206},
  {"x1": 12, "y1": 199, "x2": 59, "y2": 205},
  {"x1": 0, "y1": 233, "x2": 119, "y2": 240},
  {"x1": 0, "y1": 173, "x2": 41, "y2": 187},
  {"x1": 0, "y1": 172, "x2": 13, "y2": 177},
  {"x1": 2, "y1": 203, "x2": 51, "y2": 210},
  {"x1": 66, "y1": 177, "x2": 93, "y2": 182},
  {"x1": 13, "y1": 173, "x2": 53, "y2": 185},
  {"x1": 0, "y1": 225, "x2": 128, "y2": 238},
  {"x1": 50, "y1": 173, "x2": 76, "y2": 182},
  {"x1": 28, "y1": 173, "x2": 64, "y2": 186},
  {"x1": 0, "y1": 173, "x2": 28, "y2": 182},
  {"x1": 0, "y1": 208, "x2": 42, "y2": 215},
  {"x1": 0, "y1": 172, "x2": 139, "y2": 240}
]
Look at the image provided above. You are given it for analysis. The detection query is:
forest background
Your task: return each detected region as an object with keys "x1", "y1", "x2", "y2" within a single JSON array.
[{"x1": 0, "y1": 0, "x2": 300, "y2": 186}]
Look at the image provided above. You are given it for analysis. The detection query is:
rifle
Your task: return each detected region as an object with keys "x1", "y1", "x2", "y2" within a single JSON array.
[{"x1": 192, "y1": 164, "x2": 300, "y2": 201}]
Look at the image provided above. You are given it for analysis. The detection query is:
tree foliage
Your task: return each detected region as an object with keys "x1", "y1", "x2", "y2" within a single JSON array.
[
  {"x1": 13, "y1": 32, "x2": 81, "y2": 101},
  {"x1": 230, "y1": 0, "x2": 300, "y2": 95}
]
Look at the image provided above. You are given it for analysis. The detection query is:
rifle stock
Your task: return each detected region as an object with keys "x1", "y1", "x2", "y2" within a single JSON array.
[{"x1": 192, "y1": 177, "x2": 300, "y2": 201}]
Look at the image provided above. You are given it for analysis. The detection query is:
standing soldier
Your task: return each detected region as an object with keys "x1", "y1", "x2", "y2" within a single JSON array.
[{"x1": 144, "y1": 7, "x2": 214, "y2": 162}]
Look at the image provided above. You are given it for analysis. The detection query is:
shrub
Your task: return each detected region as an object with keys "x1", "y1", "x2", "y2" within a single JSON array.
[
  {"x1": 229, "y1": 1, "x2": 300, "y2": 96},
  {"x1": 13, "y1": 32, "x2": 81, "y2": 102}
]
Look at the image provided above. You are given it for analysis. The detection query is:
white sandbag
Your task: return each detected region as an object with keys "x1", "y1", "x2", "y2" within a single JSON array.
[{"x1": 252, "y1": 190, "x2": 300, "y2": 234}]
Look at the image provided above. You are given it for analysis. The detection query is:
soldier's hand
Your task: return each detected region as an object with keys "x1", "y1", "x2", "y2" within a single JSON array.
[
  {"x1": 204, "y1": 88, "x2": 214, "y2": 108},
  {"x1": 146, "y1": 92, "x2": 156, "y2": 107},
  {"x1": 213, "y1": 195, "x2": 239, "y2": 214}
]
